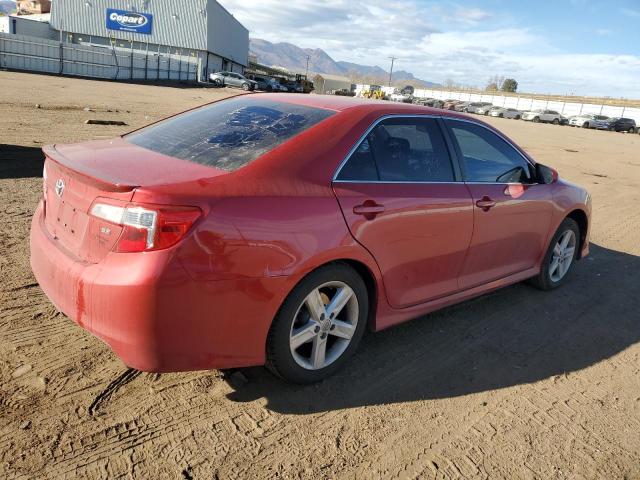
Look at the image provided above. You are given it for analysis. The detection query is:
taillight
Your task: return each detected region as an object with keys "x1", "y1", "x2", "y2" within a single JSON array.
[{"x1": 90, "y1": 202, "x2": 201, "y2": 253}]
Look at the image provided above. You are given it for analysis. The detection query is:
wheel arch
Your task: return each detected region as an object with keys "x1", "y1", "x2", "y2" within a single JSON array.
[
  {"x1": 336, "y1": 258, "x2": 379, "y2": 332},
  {"x1": 566, "y1": 209, "x2": 589, "y2": 259}
]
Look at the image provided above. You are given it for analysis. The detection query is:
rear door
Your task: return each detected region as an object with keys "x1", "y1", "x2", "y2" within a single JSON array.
[
  {"x1": 443, "y1": 119, "x2": 553, "y2": 289},
  {"x1": 333, "y1": 116, "x2": 473, "y2": 308}
]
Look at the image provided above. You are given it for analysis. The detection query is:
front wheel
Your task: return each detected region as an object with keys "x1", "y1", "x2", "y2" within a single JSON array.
[
  {"x1": 242, "y1": 83, "x2": 250, "y2": 91},
  {"x1": 529, "y1": 218, "x2": 580, "y2": 291},
  {"x1": 553, "y1": 118, "x2": 560, "y2": 125},
  {"x1": 266, "y1": 263, "x2": 368, "y2": 384},
  {"x1": 628, "y1": 127, "x2": 635, "y2": 133},
  {"x1": 533, "y1": 117, "x2": 540, "y2": 123}
]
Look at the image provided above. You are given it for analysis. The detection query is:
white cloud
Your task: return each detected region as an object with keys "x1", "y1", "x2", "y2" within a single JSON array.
[
  {"x1": 221, "y1": 0, "x2": 640, "y2": 97},
  {"x1": 454, "y1": 7, "x2": 492, "y2": 24}
]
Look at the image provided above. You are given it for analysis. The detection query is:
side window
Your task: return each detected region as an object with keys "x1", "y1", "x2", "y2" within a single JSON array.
[
  {"x1": 446, "y1": 120, "x2": 534, "y2": 183},
  {"x1": 336, "y1": 117, "x2": 455, "y2": 182},
  {"x1": 336, "y1": 138, "x2": 379, "y2": 181}
]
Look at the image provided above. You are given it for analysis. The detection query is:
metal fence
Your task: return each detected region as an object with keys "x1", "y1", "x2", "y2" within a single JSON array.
[
  {"x1": 413, "y1": 88, "x2": 640, "y2": 123},
  {"x1": 0, "y1": 32, "x2": 200, "y2": 82}
]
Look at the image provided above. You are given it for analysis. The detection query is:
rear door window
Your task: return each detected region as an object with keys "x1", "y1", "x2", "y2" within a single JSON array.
[
  {"x1": 127, "y1": 97, "x2": 334, "y2": 171},
  {"x1": 336, "y1": 117, "x2": 455, "y2": 182}
]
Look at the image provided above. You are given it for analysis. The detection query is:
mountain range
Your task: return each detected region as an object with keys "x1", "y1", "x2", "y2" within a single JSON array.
[
  {"x1": 250, "y1": 38, "x2": 440, "y2": 88},
  {"x1": 0, "y1": 0, "x2": 16, "y2": 14}
]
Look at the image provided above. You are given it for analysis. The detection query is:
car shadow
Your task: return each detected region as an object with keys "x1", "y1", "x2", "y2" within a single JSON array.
[
  {"x1": 0, "y1": 144, "x2": 45, "y2": 179},
  {"x1": 225, "y1": 244, "x2": 640, "y2": 414}
]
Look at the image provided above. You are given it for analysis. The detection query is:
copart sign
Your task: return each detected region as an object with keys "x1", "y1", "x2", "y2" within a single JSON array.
[{"x1": 106, "y1": 8, "x2": 153, "y2": 35}]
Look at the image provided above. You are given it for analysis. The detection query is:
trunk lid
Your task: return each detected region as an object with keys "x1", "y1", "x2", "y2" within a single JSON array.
[{"x1": 42, "y1": 139, "x2": 224, "y2": 263}]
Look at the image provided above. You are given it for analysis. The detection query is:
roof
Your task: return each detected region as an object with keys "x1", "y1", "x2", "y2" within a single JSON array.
[
  {"x1": 9, "y1": 12, "x2": 50, "y2": 22},
  {"x1": 249, "y1": 92, "x2": 468, "y2": 116},
  {"x1": 313, "y1": 74, "x2": 351, "y2": 83}
]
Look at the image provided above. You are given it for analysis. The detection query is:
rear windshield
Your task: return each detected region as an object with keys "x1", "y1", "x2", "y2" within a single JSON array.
[{"x1": 126, "y1": 97, "x2": 335, "y2": 171}]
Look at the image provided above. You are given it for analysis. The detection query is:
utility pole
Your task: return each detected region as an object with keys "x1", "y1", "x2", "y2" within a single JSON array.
[
  {"x1": 305, "y1": 54, "x2": 310, "y2": 77},
  {"x1": 388, "y1": 56, "x2": 397, "y2": 87}
]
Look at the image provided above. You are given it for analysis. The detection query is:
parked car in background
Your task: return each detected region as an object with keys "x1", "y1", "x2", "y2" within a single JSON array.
[
  {"x1": 604, "y1": 117, "x2": 636, "y2": 133},
  {"x1": 414, "y1": 98, "x2": 444, "y2": 108},
  {"x1": 250, "y1": 76, "x2": 269, "y2": 91},
  {"x1": 400, "y1": 85, "x2": 415, "y2": 96},
  {"x1": 466, "y1": 102, "x2": 494, "y2": 114},
  {"x1": 454, "y1": 101, "x2": 472, "y2": 112},
  {"x1": 568, "y1": 114, "x2": 610, "y2": 129},
  {"x1": 209, "y1": 71, "x2": 257, "y2": 91},
  {"x1": 267, "y1": 79, "x2": 288, "y2": 92},
  {"x1": 390, "y1": 92, "x2": 413, "y2": 103},
  {"x1": 489, "y1": 107, "x2": 522, "y2": 119},
  {"x1": 476, "y1": 104, "x2": 495, "y2": 115},
  {"x1": 30, "y1": 94, "x2": 591, "y2": 384},
  {"x1": 443, "y1": 99, "x2": 460, "y2": 110},
  {"x1": 522, "y1": 109, "x2": 565, "y2": 124}
]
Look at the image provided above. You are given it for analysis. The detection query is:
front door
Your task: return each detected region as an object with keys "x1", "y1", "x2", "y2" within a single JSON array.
[
  {"x1": 333, "y1": 117, "x2": 473, "y2": 308},
  {"x1": 444, "y1": 119, "x2": 553, "y2": 289}
]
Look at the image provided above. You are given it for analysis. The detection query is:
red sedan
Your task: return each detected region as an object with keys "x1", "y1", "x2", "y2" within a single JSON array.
[{"x1": 30, "y1": 94, "x2": 591, "y2": 383}]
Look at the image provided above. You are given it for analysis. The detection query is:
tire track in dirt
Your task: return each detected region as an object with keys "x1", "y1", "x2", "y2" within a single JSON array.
[{"x1": 88, "y1": 368, "x2": 142, "y2": 416}]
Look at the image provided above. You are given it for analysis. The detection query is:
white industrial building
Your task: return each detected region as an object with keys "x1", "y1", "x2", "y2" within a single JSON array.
[
  {"x1": 52, "y1": 0, "x2": 247, "y2": 75},
  {"x1": 0, "y1": 0, "x2": 249, "y2": 81}
]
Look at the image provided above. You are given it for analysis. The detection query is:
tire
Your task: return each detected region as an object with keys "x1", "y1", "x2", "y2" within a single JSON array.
[
  {"x1": 533, "y1": 117, "x2": 540, "y2": 123},
  {"x1": 609, "y1": 126, "x2": 615, "y2": 131},
  {"x1": 515, "y1": 115, "x2": 521, "y2": 120},
  {"x1": 529, "y1": 218, "x2": 580, "y2": 291},
  {"x1": 266, "y1": 263, "x2": 369, "y2": 384},
  {"x1": 212, "y1": 78, "x2": 222, "y2": 87},
  {"x1": 553, "y1": 118, "x2": 560, "y2": 125},
  {"x1": 628, "y1": 127, "x2": 635, "y2": 134},
  {"x1": 499, "y1": 113, "x2": 503, "y2": 118},
  {"x1": 242, "y1": 83, "x2": 250, "y2": 91},
  {"x1": 583, "y1": 122, "x2": 589, "y2": 129}
]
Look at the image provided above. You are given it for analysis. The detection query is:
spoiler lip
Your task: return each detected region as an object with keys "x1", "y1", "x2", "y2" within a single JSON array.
[{"x1": 43, "y1": 144, "x2": 139, "y2": 193}]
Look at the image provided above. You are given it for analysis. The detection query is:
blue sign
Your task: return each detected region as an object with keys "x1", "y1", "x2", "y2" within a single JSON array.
[{"x1": 106, "y1": 9, "x2": 153, "y2": 35}]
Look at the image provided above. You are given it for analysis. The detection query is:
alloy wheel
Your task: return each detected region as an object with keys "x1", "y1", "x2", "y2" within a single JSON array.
[
  {"x1": 289, "y1": 281, "x2": 359, "y2": 370},
  {"x1": 549, "y1": 230, "x2": 576, "y2": 282}
]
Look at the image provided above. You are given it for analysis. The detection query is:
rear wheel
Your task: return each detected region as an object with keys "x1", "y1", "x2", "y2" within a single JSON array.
[
  {"x1": 533, "y1": 117, "x2": 540, "y2": 123},
  {"x1": 628, "y1": 127, "x2": 635, "y2": 133},
  {"x1": 553, "y1": 118, "x2": 560, "y2": 125},
  {"x1": 266, "y1": 263, "x2": 368, "y2": 384},
  {"x1": 515, "y1": 115, "x2": 521, "y2": 120},
  {"x1": 529, "y1": 218, "x2": 580, "y2": 291}
]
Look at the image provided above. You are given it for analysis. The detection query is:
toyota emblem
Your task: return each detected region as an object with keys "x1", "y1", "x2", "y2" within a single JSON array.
[{"x1": 55, "y1": 178, "x2": 65, "y2": 198}]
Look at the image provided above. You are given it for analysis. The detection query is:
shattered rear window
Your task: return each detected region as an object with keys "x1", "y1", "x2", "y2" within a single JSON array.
[{"x1": 126, "y1": 97, "x2": 335, "y2": 171}]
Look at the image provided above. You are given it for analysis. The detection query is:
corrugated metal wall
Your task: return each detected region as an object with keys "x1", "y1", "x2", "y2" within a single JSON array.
[
  {"x1": 0, "y1": 32, "x2": 201, "y2": 81},
  {"x1": 50, "y1": 0, "x2": 209, "y2": 51}
]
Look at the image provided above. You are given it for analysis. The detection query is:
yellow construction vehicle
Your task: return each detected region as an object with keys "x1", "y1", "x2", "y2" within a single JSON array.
[{"x1": 360, "y1": 85, "x2": 386, "y2": 100}]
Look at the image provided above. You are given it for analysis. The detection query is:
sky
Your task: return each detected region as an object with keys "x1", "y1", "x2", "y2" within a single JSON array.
[{"x1": 222, "y1": 0, "x2": 640, "y2": 98}]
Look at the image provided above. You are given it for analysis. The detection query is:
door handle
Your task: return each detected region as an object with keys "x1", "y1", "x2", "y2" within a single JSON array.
[
  {"x1": 353, "y1": 202, "x2": 385, "y2": 217},
  {"x1": 475, "y1": 196, "x2": 496, "y2": 211}
]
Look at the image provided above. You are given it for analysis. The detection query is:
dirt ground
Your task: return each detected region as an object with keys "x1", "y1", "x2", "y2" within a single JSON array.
[{"x1": 1, "y1": 71, "x2": 639, "y2": 479}]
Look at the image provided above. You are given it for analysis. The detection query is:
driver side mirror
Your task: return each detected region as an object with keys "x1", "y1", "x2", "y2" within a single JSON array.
[{"x1": 536, "y1": 163, "x2": 559, "y2": 184}]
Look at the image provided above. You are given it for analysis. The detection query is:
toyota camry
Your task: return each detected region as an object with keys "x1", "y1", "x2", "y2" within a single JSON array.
[{"x1": 30, "y1": 94, "x2": 591, "y2": 383}]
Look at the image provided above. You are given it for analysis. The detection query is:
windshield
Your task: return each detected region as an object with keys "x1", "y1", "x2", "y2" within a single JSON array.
[{"x1": 126, "y1": 97, "x2": 335, "y2": 171}]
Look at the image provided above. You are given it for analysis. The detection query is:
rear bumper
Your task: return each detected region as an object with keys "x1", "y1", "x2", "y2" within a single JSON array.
[{"x1": 30, "y1": 201, "x2": 288, "y2": 372}]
